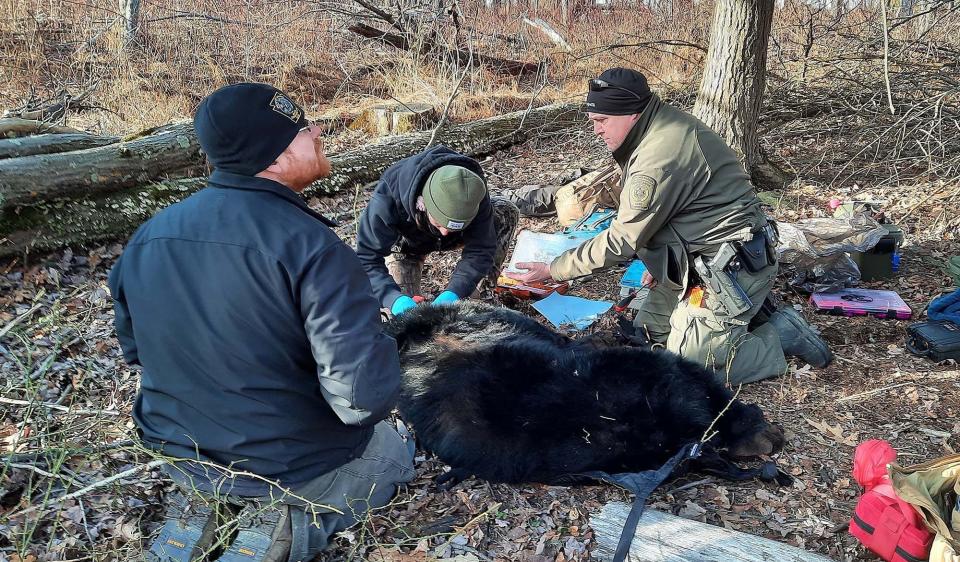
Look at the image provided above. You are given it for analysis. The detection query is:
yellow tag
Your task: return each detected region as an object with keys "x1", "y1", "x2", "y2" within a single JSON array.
[
  {"x1": 166, "y1": 538, "x2": 186, "y2": 549},
  {"x1": 238, "y1": 547, "x2": 256, "y2": 556},
  {"x1": 688, "y1": 286, "x2": 705, "y2": 308}
]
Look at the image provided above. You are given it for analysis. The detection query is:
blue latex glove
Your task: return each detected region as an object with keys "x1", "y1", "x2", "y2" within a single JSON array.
[
  {"x1": 391, "y1": 295, "x2": 417, "y2": 316},
  {"x1": 432, "y1": 291, "x2": 460, "y2": 305}
]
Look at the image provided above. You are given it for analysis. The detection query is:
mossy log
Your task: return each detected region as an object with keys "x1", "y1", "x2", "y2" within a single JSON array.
[
  {"x1": 0, "y1": 133, "x2": 120, "y2": 160},
  {"x1": 0, "y1": 103, "x2": 583, "y2": 258},
  {"x1": 0, "y1": 122, "x2": 201, "y2": 210}
]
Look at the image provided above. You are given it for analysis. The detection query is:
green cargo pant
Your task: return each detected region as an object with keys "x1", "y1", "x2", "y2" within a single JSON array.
[{"x1": 634, "y1": 263, "x2": 788, "y2": 385}]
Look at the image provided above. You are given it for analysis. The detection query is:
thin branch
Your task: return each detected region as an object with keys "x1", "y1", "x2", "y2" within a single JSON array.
[
  {"x1": 2, "y1": 440, "x2": 135, "y2": 464},
  {"x1": 0, "y1": 397, "x2": 121, "y2": 416},
  {"x1": 353, "y1": 0, "x2": 404, "y2": 32},
  {"x1": 8, "y1": 459, "x2": 166, "y2": 519},
  {"x1": 879, "y1": 0, "x2": 896, "y2": 115},
  {"x1": 427, "y1": 39, "x2": 473, "y2": 147},
  {"x1": 7, "y1": 462, "x2": 86, "y2": 488},
  {"x1": 888, "y1": 0, "x2": 957, "y2": 32}
]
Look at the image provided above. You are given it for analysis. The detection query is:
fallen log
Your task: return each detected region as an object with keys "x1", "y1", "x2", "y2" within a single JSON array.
[
  {"x1": 0, "y1": 122, "x2": 203, "y2": 210},
  {"x1": 591, "y1": 501, "x2": 835, "y2": 562},
  {"x1": 0, "y1": 103, "x2": 583, "y2": 257},
  {"x1": 0, "y1": 133, "x2": 120, "y2": 160},
  {"x1": 348, "y1": 22, "x2": 541, "y2": 77},
  {"x1": 0, "y1": 118, "x2": 83, "y2": 138}
]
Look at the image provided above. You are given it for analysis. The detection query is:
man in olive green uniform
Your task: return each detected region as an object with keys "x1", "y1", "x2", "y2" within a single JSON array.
[{"x1": 508, "y1": 67, "x2": 831, "y2": 385}]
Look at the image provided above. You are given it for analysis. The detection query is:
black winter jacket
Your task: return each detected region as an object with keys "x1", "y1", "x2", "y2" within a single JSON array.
[
  {"x1": 108, "y1": 170, "x2": 401, "y2": 494},
  {"x1": 355, "y1": 146, "x2": 495, "y2": 308}
]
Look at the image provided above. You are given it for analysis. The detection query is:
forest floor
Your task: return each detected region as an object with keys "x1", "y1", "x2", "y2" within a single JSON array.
[{"x1": 1, "y1": 121, "x2": 959, "y2": 562}]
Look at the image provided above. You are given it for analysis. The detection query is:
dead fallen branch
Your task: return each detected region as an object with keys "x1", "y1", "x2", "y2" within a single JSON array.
[
  {"x1": 348, "y1": 22, "x2": 541, "y2": 77},
  {"x1": 7, "y1": 459, "x2": 166, "y2": 520},
  {"x1": 0, "y1": 396, "x2": 122, "y2": 416},
  {"x1": 0, "y1": 118, "x2": 83, "y2": 138}
]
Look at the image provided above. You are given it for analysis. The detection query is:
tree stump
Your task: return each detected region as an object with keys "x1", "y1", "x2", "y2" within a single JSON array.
[{"x1": 350, "y1": 103, "x2": 438, "y2": 136}]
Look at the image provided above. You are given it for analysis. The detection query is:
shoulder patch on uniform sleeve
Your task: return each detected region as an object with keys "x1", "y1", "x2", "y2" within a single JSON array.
[{"x1": 627, "y1": 174, "x2": 657, "y2": 211}]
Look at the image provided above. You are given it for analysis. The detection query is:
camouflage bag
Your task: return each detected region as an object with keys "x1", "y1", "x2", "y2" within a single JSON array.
[{"x1": 890, "y1": 453, "x2": 960, "y2": 562}]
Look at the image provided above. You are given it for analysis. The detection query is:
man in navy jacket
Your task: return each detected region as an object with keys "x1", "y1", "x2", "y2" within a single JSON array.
[
  {"x1": 109, "y1": 83, "x2": 413, "y2": 560},
  {"x1": 355, "y1": 146, "x2": 519, "y2": 316}
]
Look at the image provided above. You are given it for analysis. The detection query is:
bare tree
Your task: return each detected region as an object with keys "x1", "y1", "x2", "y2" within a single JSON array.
[
  {"x1": 692, "y1": 0, "x2": 779, "y2": 184},
  {"x1": 119, "y1": 0, "x2": 141, "y2": 45}
]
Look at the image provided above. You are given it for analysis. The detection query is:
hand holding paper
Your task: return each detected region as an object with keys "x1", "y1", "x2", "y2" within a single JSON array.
[{"x1": 505, "y1": 262, "x2": 553, "y2": 283}]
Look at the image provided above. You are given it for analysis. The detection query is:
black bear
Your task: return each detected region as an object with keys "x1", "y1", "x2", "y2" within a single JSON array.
[{"x1": 387, "y1": 301, "x2": 784, "y2": 485}]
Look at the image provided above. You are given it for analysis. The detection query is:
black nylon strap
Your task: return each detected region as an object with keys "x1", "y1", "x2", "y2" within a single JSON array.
[
  {"x1": 612, "y1": 443, "x2": 700, "y2": 562},
  {"x1": 580, "y1": 442, "x2": 701, "y2": 562}
]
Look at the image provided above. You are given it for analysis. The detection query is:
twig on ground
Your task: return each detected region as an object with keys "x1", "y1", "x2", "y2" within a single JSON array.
[
  {"x1": 7, "y1": 462, "x2": 86, "y2": 488},
  {"x1": 2, "y1": 439, "x2": 135, "y2": 464},
  {"x1": 8, "y1": 459, "x2": 166, "y2": 519},
  {"x1": 836, "y1": 370, "x2": 960, "y2": 403},
  {"x1": 0, "y1": 301, "x2": 43, "y2": 338},
  {"x1": 670, "y1": 478, "x2": 713, "y2": 494},
  {"x1": 0, "y1": 397, "x2": 120, "y2": 416}
]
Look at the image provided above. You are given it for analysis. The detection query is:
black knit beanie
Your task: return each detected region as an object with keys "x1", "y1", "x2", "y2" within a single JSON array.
[
  {"x1": 583, "y1": 68, "x2": 652, "y2": 115},
  {"x1": 194, "y1": 83, "x2": 308, "y2": 176}
]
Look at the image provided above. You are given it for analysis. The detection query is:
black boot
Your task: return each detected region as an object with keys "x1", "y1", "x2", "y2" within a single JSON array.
[
  {"x1": 768, "y1": 307, "x2": 832, "y2": 368},
  {"x1": 146, "y1": 492, "x2": 220, "y2": 562}
]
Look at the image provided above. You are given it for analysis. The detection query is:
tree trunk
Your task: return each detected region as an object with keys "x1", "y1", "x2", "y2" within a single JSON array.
[
  {"x1": 0, "y1": 134, "x2": 120, "y2": 160},
  {"x1": 119, "y1": 0, "x2": 141, "y2": 45},
  {"x1": 0, "y1": 122, "x2": 203, "y2": 210},
  {"x1": 692, "y1": 0, "x2": 778, "y2": 185},
  {"x1": 0, "y1": 103, "x2": 583, "y2": 258}
]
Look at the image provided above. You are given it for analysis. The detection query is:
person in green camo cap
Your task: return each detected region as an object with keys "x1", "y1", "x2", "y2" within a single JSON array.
[{"x1": 356, "y1": 145, "x2": 519, "y2": 316}]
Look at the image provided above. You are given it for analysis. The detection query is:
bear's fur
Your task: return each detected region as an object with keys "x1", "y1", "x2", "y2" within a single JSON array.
[{"x1": 387, "y1": 301, "x2": 783, "y2": 485}]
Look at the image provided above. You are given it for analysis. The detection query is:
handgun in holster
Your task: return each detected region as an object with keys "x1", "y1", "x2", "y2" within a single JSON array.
[{"x1": 692, "y1": 242, "x2": 753, "y2": 317}]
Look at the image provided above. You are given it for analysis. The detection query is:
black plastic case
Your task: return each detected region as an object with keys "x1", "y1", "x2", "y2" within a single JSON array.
[{"x1": 906, "y1": 320, "x2": 960, "y2": 361}]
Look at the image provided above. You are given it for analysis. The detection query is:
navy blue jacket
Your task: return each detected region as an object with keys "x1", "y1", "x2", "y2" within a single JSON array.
[
  {"x1": 108, "y1": 170, "x2": 401, "y2": 492},
  {"x1": 356, "y1": 146, "x2": 495, "y2": 308}
]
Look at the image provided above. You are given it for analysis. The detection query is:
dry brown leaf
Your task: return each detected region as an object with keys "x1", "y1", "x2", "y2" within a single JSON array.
[
  {"x1": 365, "y1": 547, "x2": 430, "y2": 562},
  {"x1": 803, "y1": 416, "x2": 858, "y2": 446}
]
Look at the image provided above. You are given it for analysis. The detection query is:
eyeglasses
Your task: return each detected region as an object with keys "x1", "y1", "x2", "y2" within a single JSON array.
[{"x1": 588, "y1": 78, "x2": 648, "y2": 103}]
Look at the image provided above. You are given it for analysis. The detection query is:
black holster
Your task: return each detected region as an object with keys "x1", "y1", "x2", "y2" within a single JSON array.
[{"x1": 735, "y1": 227, "x2": 777, "y2": 273}]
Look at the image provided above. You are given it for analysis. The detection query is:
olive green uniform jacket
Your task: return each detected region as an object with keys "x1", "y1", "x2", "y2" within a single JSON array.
[{"x1": 550, "y1": 95, "x2": 787, "y2": 384}]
